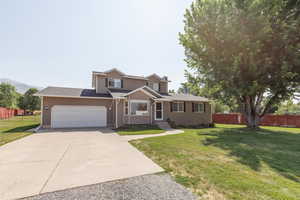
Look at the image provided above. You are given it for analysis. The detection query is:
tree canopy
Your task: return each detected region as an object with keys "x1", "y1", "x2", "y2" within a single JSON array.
[
  {"x1": 0, "y1": 83, "x2": 18, "y2": 108},
  {"x1": 179, "y1": 0, "x2": 300, "y2": 128},
  {"x1": 18, "y1": 88, "x2": 41, "y2": 112},
  {"x1": 276, "y1": 100, "x2": 300, "y2": 114}
]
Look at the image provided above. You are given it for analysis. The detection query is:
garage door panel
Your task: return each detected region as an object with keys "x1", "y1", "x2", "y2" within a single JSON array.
[{"x1": 51, "y1": 106, "x2": 107, "y2": 128}]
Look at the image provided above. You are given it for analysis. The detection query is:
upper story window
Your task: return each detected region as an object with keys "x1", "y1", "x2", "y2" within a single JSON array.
[
  {"x1": 148, "y1": 82, "x2": 159, "y2": 91},
  {"x1": 108, "y1": 78, "x2": 122, "y2": 88}
]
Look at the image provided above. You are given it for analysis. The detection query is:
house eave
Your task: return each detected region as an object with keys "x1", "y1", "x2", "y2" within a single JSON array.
[
  {"x1": 35, "y1": 94, "x2": 113, "y2": 100},
  {"x1": 124, "y1": 87, "x2": 156, "y2": 98}
]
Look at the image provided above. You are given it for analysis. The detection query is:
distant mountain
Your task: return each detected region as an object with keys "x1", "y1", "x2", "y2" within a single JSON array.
[{"x1": 0, "y1": 78, "x2": 43, "y2": 94}]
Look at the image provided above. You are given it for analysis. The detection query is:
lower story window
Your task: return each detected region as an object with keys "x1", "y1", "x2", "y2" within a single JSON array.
[
  {"x1": 172, "y1": 102, "x2": 184, "y2": 112},
  {"x1": 194, "y1": 103, "x2": 204, "y2": 112},
  {"x1": 130, "y1": 101, "x2": 148, "y2": 116}
]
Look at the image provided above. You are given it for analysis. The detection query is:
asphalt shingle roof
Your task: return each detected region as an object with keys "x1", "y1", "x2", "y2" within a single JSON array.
[
  {"x1": 36, "y1": 87, "x2": 112, "y2": 98},
  {"x1": 161, "y1": 93, "x2": 209, "y2": 102},
  {"x1": 107, "y1": 88, "x2": 132, "y2": 98},
  {"x1": 36, "y1": 86, "x2": 209, "y2": 102}
]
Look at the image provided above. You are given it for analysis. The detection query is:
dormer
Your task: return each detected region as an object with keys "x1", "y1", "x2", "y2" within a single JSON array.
[{"x1": 146, "y1": 74, "x2": 168, "y2": 94}]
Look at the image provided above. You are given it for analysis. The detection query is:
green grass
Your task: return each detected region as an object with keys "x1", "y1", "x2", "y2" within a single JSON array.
[
  {"x1": 131, "y1": 124, "x2": 300, "y2": 200},
  {"x1": 116, "y1": 124, "x2": 165, "y2": 135},
  {"x1": 0, "y1": 115, "x2": 40, "y2": 146}
]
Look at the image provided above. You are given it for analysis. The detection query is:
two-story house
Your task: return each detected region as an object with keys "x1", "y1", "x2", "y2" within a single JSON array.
[{"x1": 36, "y1": 68, "x2": 212, "y2": 128}]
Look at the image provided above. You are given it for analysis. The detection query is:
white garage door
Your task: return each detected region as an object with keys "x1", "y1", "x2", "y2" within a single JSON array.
[{"x1": 51, "y1": 105, "x2": 107, "y2": 128}]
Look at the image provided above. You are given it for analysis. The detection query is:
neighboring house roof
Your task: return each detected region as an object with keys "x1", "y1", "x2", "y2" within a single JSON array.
[{"x1": 36, "y1": 86, "x2": 112, "y2": 99}]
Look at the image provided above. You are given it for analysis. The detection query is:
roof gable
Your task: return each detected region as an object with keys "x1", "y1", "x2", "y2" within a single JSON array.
[
  {"x1": 147, "y1": 73, "x2": 162, "y2": 81},
  {"x1": 124, "y1": 87, "x2": 156, "y2": 98},
  {"x1": 104, "y1": 68, "x2": 126, "y2": 76},
  {"x1": 143, "y1": 86, "x2": 162, "y2": 98}
]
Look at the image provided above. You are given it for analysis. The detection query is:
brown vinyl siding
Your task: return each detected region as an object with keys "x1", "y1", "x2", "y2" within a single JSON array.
[
  {"x1": 159, "y1": 82, "x2": 168, "y2": 93},
  {"x1": 95, "y1": 72, "x2": 168, "y2": 94},
  {"x1": 123, "y1": 78, "x2": 146, "y2": 90},
  {"x1": 124, "y1": 91, "x2": 153, "y2": 125},
  {"x1": 128, "y1": 90, "x2": 151, "y2": 100},
  {"x1": 114, "y1": 99, "x2": 124, "y2": 128},
  {"x1": 147, "y1": 75, "x2": 168, "y2": 93},
  {"x1": 96, "y1": 76, "x2": 108, "y2": 94},
  {"x1": 162, "y1": 101, "x2": 212, "y2": 126},
  {"x1": 96, "y1": 75, "x2": 147, "y2": 93}
]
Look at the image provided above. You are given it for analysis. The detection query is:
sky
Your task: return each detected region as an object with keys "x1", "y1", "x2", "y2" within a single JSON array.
[{"x1": 0, "y1": 0, "x2": 194, "y2": 91}]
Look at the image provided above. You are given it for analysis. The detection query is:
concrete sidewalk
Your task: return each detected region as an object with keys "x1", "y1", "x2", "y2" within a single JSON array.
[
  {"x1": 0, "y1": 129, "x2": 163, "y2": 200},
  {"x1": 121, "y1": 129, "x2": 184, "y2": 141}
]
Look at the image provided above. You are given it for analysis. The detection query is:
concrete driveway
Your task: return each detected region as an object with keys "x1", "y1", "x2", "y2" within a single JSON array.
[{"x1": 0, "y1": 129, "x2": 163, "y2": 200}]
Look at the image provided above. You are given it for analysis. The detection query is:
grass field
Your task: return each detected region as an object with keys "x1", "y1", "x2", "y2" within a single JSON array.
[
  {"x1": 116, "y1": 124, "x2": 165, "y2": 135},
  {"x1": 0, "y1": 115, "x2": 40, "y2": 146},
  {"x1": 131, "y1": 124, "x2": 300, "y2": 200}
]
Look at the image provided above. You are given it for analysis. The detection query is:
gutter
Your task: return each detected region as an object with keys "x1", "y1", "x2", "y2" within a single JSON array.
[{"x1": 34, "y1": 94, "x2": 112, "y2": 100}]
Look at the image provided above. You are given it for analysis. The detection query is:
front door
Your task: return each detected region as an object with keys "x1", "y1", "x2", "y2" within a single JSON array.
[{"x1": 155, "y1": 102, "x2": 163, "y2": 120}]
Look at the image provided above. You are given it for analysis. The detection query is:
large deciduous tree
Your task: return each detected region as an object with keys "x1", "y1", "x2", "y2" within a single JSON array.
[
  {"x1": 23, "y1": 88, "x2": 41, "y2": 112},
  {"x1": 0, "y1": 83, "x2": 18, "y2": 108},
  {"x1": 179, "y1": 0, "x2": 300, "y2": 128}
]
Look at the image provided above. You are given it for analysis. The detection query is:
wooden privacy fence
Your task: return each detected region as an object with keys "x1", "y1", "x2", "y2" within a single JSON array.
[
  {"x1": 0, "y1": 107, "x2": 24, "y2": 119},
  {"x1": 213, "y1": 113, "x2": 300, "y2": 128}
]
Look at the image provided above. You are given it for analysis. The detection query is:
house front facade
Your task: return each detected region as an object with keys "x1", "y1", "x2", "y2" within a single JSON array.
[{"x1": 37, "y1": 68, "x2": 212, "y2": 128}]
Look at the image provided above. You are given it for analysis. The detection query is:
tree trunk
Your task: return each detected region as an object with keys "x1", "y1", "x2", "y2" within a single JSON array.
[
  {"x1": 242, "y1": 96, "x2": 261, "y2": 129},
  {"x1": 245, "y1": 112, "x2": 260, "y2": 129}
]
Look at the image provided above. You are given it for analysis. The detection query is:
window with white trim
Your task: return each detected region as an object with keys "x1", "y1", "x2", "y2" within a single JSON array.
[
  {"x1": 194, "y1": 103, "x2": 205, "y2": 113},
  {"x1": 130, "y1": 100, "x2": 149, "y2": 115},
  {"x1": 108, "y1": 78, "x2": 122, "y2": 88},
  {"x1": 153, "y1": 83, "x2": 159, "y2": 91},
  {"x1": 172, "y1": 102, "x2": 184, "y2": 112},
  {"x1": 148, "y1": 82, "x2": 159, "y2": 91}
]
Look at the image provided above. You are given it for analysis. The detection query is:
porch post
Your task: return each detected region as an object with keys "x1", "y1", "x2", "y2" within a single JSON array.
[
  {"x1": 150, "y1": 100, "x2": 152, "y2": 124},
  {"x1": 128, "y1": 96, "x2": 131, "y2": 124}
]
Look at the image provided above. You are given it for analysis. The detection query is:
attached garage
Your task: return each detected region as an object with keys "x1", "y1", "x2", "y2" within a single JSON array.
[{"x1": 51, "y1": 105, "x2": 107, "y2": 128}]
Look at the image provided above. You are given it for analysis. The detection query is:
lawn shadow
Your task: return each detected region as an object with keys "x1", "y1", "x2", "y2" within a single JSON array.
[
  {"x1": 3, "y1": 124, "x2": 39, "y2": 133},
  {"x1": 199, "y1": 127, "x2": 300, "y2": 183}
]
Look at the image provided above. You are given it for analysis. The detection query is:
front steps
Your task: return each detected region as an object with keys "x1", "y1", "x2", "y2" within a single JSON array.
[{"x1": 155, "y1": 121, "x2": 172, "y2": 130}]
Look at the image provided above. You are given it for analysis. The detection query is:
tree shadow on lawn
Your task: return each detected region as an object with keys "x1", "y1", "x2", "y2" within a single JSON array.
[
  {"x1": 200, "y1": 127, "x2": 300, "y2": 183},
  {"x1": 3, "y1": 124, "x2": 39, "y2": 133}
]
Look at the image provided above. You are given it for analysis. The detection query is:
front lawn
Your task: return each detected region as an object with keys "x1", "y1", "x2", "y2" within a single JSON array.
[
  {"x1": 131, "y1": 124, "x2": 300, "y2": 200},
  {"x1": 116, "y1": 124, "x2": 165, "y2": 135},
  {"x1": 0, "y1": 115, "x2": 40, "y2": 146}
]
